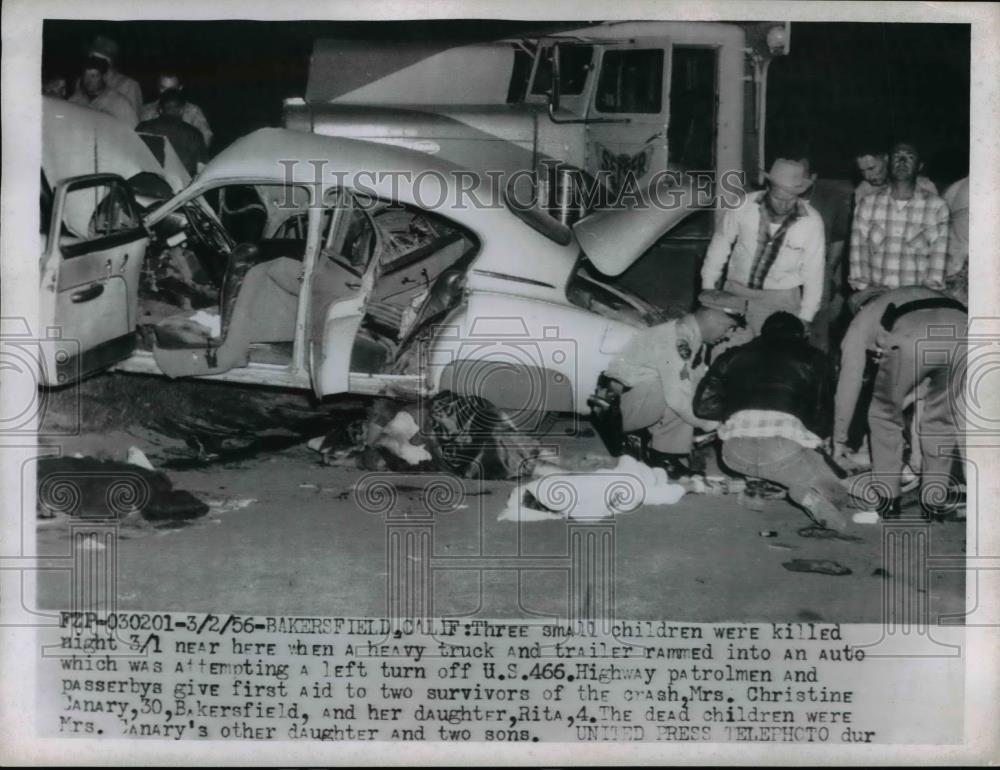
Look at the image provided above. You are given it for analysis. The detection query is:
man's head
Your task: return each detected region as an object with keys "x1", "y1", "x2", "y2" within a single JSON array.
[
  {"x1": 88, "y1": 35, "x2": 120, "y2": 67},
  {"x1": 695, "y1": 290, "x2": 747, "y2": 344},
  {"x1": 158, "y1": 88, "x2": 186, "y2": 119},
  {"x1": 157, "y1": 73, "x2": 183, "y2": 94},
  {"x1": 855, "y1": 141, "x2": 889, "y2": 187},
  {"x1": 764, "y1": 158, "x2": 812, "y2": 216},
  {"x1": 888, "y1": 141, "x2": 922, "y2": 185},
  {"x1": 80, "y1": 56, "x2": 109, "y2": 97},
  {"x1": 760, "y1": 311, "x2": 806, "y2": 342}
]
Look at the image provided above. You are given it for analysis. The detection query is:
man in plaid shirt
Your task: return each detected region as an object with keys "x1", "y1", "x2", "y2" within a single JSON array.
[{"x1": 849, "y1": 142, "x2": 949, "y2": 304}]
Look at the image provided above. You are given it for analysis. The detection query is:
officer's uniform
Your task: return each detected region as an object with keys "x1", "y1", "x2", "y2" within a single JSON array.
[
  {"x1": 866, "y1": 297, "x2": 967, "y2": 504},
  {"x1": 605, "y1": 313, "x2": 717, "y2": 455}
]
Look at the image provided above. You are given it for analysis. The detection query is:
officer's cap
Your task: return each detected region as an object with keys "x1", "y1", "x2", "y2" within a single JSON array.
[{"x1": 697, "y1": 289, "x2": 748, "y2": 322}]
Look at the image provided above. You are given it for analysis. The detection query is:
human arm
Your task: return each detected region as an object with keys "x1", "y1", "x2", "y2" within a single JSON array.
[
  {"x1": 187, "y1": 103, "x2": 213, "y2": 148},
  {"x1": 692, "y1": 349, "x2": 736, "y2": 423},
  {"x1": 798, "y1": 217, "x2": 826, "y2": 322},
  {"x1": 848, "y1": 197, "x2": 871, "y2": 290},
  {"x1": 832, "y1": 313, "x2": 870, "y2": 445},
  {"x1": 700, "y1": 207, "x2": 739, "y2": 289},
  {"x1": 923, "y1": 198, "x2": 949, "y2": 290}
]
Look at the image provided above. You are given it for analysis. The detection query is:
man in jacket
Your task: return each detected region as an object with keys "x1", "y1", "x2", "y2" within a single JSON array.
[
  {"x1": 593, "y1": 290, "x2": 747, "y2": 478},
  {"x1": 701, "y1": 158, "x2": 825, "y2": 335},
  {"x1": 694, "y1": 312, "x2": 856, "y2": 531}
]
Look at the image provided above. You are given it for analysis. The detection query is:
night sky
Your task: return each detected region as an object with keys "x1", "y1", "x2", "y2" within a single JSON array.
[{"x1": 42, "y1": 19, "x2": 970, "y2": 188}]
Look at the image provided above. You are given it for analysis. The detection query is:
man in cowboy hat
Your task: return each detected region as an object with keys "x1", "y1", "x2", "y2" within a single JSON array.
[
  {"x1": 590, "y1": 289, "x2": 747, "y2": 478},
  {"x1": 701, "y1": 157, "x2": 826, "y2": 336}
]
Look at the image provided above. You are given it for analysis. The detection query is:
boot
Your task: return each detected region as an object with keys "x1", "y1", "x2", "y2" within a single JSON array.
[{"x1": 644, "y1": 448, "x2": 693, "y2": 480}]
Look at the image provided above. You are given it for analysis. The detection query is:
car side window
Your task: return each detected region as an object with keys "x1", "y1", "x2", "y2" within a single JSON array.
[
  {"x1": 56, "y1": 178, "x2": 139, "y2": 254},
  {"x1": 322, "y1": 192, "x2": 378, "y2": 276}
]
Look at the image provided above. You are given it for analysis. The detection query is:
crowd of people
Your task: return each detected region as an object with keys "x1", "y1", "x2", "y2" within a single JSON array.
[
  {"x1": 597, "y1": 145, "x2": 969, "y2": 530},
  {"x1": 44, "y1": 35, "x2": 212, "y2": 177}
]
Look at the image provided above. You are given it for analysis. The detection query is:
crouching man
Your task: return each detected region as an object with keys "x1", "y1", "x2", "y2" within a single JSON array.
[
  {"x1": 693, "y1": 312, "x2": 856, "y2": 531},
  {"x1": 592, "y1": 290, "x2": 746, "y2": 478}
]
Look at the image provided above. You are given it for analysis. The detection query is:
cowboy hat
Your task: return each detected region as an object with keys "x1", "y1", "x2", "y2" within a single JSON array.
[{"x1": 763, "y1": 158, "x2": 814, "y2": 195}]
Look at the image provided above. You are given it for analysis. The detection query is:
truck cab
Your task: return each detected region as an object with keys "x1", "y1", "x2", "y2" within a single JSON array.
[{"x1": 284, "y1": 21, "x2": 790, "y2": 223}]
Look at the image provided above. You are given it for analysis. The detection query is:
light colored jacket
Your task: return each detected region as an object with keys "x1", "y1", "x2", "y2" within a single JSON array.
[
  {"x1": 606, "y1": 314, "x2": 715, "y2": 430},
  {"x1": 833, "y1": 286, "x2": 943, "y2": 443},
  {"x1": 701, "y1": 191, "x2": 826, "y2": 322}
]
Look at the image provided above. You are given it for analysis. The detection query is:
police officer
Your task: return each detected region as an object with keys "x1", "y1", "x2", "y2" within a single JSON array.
[
  {"x1": 591, "y1": 290, "x2": 747, "y2": 477},
  {"x1": 834, "y1": 287, "x2": 967, "y2": 518}
]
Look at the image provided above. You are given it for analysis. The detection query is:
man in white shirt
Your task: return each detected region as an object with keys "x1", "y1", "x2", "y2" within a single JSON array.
[{"x1": 701, "y1": 158, "x2": 825, "y2": 336}]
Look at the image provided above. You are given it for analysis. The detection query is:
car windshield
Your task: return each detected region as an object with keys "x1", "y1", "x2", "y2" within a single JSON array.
[{"x1": 566, "y1": 254, "x2": 669, "y2": 327}]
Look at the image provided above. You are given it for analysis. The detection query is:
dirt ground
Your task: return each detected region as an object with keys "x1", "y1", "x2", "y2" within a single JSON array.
[{"x1": 33, "y1": 372, "x2": 966, "y2": 623}]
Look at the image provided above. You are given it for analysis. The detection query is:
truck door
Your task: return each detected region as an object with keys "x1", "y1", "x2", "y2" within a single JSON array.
[
  {"x1": 585, "y1": 41, "x2": 670, "y2": 195},
  {"x1": 38, "y1": 173, "x2": 147, "y2": 386}
]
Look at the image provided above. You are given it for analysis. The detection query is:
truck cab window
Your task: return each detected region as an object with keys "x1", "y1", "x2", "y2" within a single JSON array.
[
  {"x1": 667, "y1": 47, "x2": 718, "y2": 170},
  {"x1": 595, "y1": 48, "x2": 664, "y2": 113},
  {"x1": 530, "y1": 44, "x2": 594, "y2": 97}
]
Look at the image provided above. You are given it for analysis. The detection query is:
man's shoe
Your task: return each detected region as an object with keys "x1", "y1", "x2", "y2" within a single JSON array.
[{"x1": 645, "y1": 448, "x2": 693, "y2": 480}]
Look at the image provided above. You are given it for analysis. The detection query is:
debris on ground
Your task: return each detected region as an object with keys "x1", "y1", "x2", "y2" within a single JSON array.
[
  {"x1": 852, "y1": 510, "x2": 880, "y2": 524},
  {"x1": 204, "y1": 496, "x2": 258, "y2": 514},
  {"x1": 309, "y1": 394, "x2": 550, "y2": 479},
  {"x1": 796, "y1": 525, "x2": 864, "y2": 543},
  {"x1": 37, "y1": 457, "x2": 207, "y2": 523},
  {"x1": 498, "y1": 455, "x2": 686, "y2": 522},
  {"x1": 126, "y1": 446, "x2": 155, "y2": 470},
  {"x1": 782, "y1": 559, "x2": 853, "y2": 576},
  {"x1": 872, "y1": 568, "x2": 891, "y2": 578}
]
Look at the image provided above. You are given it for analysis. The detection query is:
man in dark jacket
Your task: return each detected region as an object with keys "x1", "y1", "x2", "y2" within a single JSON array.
[
  {"x1": 136, "y1": 88, "x2": 207, "y2": 177},
  {"x1": 694, "y1": 312, "x2": 861, "y2": 530}
]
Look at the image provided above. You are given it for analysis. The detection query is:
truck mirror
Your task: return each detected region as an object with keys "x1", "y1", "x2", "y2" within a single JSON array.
[{"x1": 548, "y1": 43, "x2": 562, "y2": 114}]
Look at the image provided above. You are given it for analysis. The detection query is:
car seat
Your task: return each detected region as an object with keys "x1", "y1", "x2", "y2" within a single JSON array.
[{"x1": 151, "y1": 243, "x2": 300, "y2": 377}]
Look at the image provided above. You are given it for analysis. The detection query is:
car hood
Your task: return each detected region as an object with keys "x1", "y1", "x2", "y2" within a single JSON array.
[
  {"x1": 42, "y1": 97, "x2": 189, "y2": 192},
  {"x1": 570, "y1": 173, "x2": 706, "y2": 277}
]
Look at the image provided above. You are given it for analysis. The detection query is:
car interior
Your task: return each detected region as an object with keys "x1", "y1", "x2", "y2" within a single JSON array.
[{"x1": 139, "y1": 183, "x2": 479, "y2": 381}]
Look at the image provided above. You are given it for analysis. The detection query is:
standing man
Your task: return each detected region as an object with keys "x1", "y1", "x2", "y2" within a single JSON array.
[
  {"x1": 72, "y1": 35, "x2": 143, "y2": 116},
  {"x1": 849, "y1": 142, "x2": 950, "y2": 308},
  {"x1": 136, "y1": 89, "x2": 208, "y2": 177},
  {"x1": 140, "y1": 72, "x2": 213, "y2": 148},
  {"x1": 694, "y1": 312, "x2": 858, "y2": 532},
  {"x1": 854, "y1": 140, "x2": 938, "y2": 204},
  {"x1": 68, "y1": 56, "x2": 138, "y2": 127},
  {"x1": 701, "y1": 158, "x2": 825, "y2": 336},
  {"x1": 793, "y1": 153, "x2": 854, "y2": 352},
  {"x1": 592, "y1": 290, "x2": 746, "y2": 478},
  {"x1": 833, "y1": 288, "x2": 967, "y2": 518}
]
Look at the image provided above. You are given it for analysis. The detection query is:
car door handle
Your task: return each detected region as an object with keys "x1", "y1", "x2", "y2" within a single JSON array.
[
  {"x1": 70, "y1": 284, "x2": 105, "y2": 303},
  {"x1": 345, "y1": 282, "x2": 361, "y2": 290}
]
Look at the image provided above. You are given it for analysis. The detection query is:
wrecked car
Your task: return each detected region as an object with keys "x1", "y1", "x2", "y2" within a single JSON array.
[{"x1": 40, "y1": 127, "x2": 700, "y2": 424}]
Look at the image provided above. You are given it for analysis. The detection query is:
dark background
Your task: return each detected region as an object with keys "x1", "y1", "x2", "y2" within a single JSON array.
[{"x1": 42, "y1": 20, "x2": 970, "y2": 187}]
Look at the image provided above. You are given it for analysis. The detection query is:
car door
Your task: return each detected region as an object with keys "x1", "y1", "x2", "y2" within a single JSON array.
[
  {"x1": 585, "y1": 41, "x2": 670, "y2": 196},
  {"x1": 308, "y1": 191, "x2": 382, "y2": 397},
  {"x1": 38, "y1": 173, "x2": 148, "y2": 386}
]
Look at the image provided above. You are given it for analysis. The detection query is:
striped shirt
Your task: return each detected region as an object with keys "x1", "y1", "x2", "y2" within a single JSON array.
[
  {"x1": 849, "y1": 187, "x2": 949, "y2": 290},
  {"x1": 718, "y1": 409, "x2": 822, "y2": 449}
]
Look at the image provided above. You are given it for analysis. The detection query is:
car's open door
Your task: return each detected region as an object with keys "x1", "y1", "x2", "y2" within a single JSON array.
[{"x1": 38, "y1": 173, "x2": 148, "y2": 386}]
